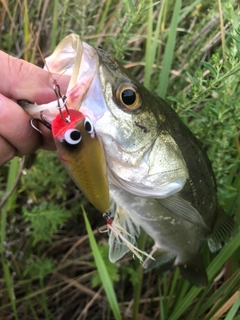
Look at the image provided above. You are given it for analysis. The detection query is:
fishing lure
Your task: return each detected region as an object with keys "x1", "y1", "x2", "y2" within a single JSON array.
[{"x1": 31, "y1": 87, "x2": 110, "y2": 214}]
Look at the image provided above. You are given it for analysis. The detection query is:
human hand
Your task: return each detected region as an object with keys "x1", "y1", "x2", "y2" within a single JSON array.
[{"x1": 0, "y1": 51, "x2": 70, "y2": 165}]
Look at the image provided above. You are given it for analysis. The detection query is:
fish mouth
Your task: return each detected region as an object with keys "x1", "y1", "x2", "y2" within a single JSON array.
[{"x1": 24, "y1": 34, "x2": 108, "y2": 123}]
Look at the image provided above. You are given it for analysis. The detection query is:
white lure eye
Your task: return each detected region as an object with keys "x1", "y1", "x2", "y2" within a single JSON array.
[
  {"x1": 64, "y1": 129, "x2": 82, "y2": 145},
  {"x1": 84, "y1": 117, "x2": 94, "y2": 134}
]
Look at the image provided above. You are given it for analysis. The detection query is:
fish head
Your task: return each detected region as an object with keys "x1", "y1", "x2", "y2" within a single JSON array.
[
  {"x1": 89, "y1": 47, "x2": 189, "y2": 198},
  {"x1": 25, "y1": 34, "x2": 188, "y2": 199}
]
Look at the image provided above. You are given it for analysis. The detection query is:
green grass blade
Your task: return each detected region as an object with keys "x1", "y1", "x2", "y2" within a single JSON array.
[
  {"x1": 169, "y1": 232, "x2": 240, "y2": 320},
  {"x1": 23, "y1": 0, "x2": 30, "y2": 61},
  {"x1": 82, "y1": 207, "x2": 122, "y2": 320},
  {"x1": 50, "y1": 0, "x2": 59, "y2": 52},
  {"x1": 95, "y1": 0, "x2": 112, "y2": 36},
  {"x1": 144, "y1": 0, "x2": 165, "y2": 89},
  {"x1": 225, "y1": 295, "x2": 240, "y2": 320},
  {"x1": 144, "y1": 0, "x2": 153, "y2": 89},
  {"x1": 132, "y1": 232, "x2": 147, "y2": 320},
  {"x1": 0, "y1": 158, "x2": 20, "y2": 253},
  {"x1": 157, "y1": 0, "x2": 181, "y2": 99},
  {"x1": 198, "y1": 270, "x2": 240, "y2": 319},
  {"x1": 179, "y1": 0, "x2": 202, "y2": 21},
  {"x1": 159, "y1": 279, "x2": 166, "y2": 320},
  {"x1": 2, "y1": 260, "x2": 18, "y2": 320},
  {"x1": 166, "y1": 268, "x2": 180, "y2": 317},
  {"x1": 207, "y1": 233, "x2": 240, "y2": 281},
  {"x1": 123, "y1": 0, "x2": 134, "y2": 13},
  {"x1": 0, "y1": 158, "x2": 22, "y2": 319}
]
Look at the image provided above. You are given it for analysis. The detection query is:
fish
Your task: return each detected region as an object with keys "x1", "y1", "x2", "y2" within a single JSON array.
[{"x1": 24, "y1": 34, "x2": 236, "y2": 286}]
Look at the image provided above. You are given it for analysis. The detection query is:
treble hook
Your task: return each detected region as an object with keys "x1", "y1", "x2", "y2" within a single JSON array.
[
  {"x1": 30, "y1": 111, "x2": 52, "y2": 134},
  {"x1": 53, "y1": 83, "x2": 71, "y2": 123}
]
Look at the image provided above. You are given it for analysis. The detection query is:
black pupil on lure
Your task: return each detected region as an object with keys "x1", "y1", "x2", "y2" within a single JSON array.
[
  {"x1": 71, "y1": 130, "x2": 81, "y2": 141},
  {"x1": 121, "y1": 89, "x2": 136, "y2": 105},
  {"x1": 85, "y1": 121, "x2": 92, "y2": 132}
]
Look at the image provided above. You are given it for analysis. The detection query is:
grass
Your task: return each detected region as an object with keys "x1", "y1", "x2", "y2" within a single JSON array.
[
  {"x1": 83, "y1": 207, "x2": 121, "y2": 320},
  {"x1": 0, "y1": 0, "x2": 239, "y2": 319},
  {"x1": 157, "y1": 0, "x2": 182, "y2": 99}
]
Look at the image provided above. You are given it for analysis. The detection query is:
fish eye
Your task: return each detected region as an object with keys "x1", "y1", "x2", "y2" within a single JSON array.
[
  {"x1": 84, "y1": 117, "x2": 94, "y2": 134},
  {"x1": 116, "y1": 83, "x2": 142, "y2": 112},
  {"x1": 64, "y1": 129, "x2": 82, "y2": 145}
]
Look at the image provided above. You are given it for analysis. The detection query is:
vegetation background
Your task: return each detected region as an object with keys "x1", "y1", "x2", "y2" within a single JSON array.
[{"x1": 0, "y1": 0, "x2": 240, "y2": 319}]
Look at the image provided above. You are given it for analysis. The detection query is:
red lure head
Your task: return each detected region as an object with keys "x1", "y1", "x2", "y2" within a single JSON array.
[{"x1": 52, "y1": 109, "x2": 85, "y2": 139}]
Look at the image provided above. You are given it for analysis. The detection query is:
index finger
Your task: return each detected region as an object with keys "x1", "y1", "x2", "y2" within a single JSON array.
[{"x1": 0, "y1": 51, "x2": 70, "y2": 104}]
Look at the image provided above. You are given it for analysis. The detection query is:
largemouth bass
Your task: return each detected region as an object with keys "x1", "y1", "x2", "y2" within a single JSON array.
[{"x1": 24, "y1": 34, "x2": 236, "y2": 286}]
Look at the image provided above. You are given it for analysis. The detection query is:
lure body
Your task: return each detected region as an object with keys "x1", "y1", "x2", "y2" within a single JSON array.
[{"x1": 51, "y1": 109, "x2": 110, "y2": 213}]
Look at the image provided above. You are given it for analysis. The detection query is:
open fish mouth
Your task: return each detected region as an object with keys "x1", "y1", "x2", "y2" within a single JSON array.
[{"x1": 24, "y1": 34, "x2": 107, "y2": 123}]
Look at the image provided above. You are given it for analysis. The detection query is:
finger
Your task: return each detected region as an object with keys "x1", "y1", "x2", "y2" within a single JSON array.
[
  {"x1": 36, "y1": 121, "x2": 56, "y2": 151},
  {"x1": 0, "y1": 94, "x2": 42, "y2": 155},
  {"x1": 0, "y1": 51, "x2": 70, "y2": 104},
  {"x1": 0, "y1": 136, "x2": 17, "y2": 166}
]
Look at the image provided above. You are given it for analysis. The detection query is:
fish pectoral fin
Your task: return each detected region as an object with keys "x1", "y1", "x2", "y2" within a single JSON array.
[
  {"x1": 178, "y1": 256, "x2": 208, "y2": 287},
  {"x1": 108, "y1": 232, "x2": 130, "y2": 263},
  {"x1": 207, "y1": 205, "x2": 237, "y2": 252},
  {"x1": 157, "y1": 196, "x2": 209, "y2": 230},
  {"x1": 143, "y1": 248, "x2": 176, "y2": 273}
]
